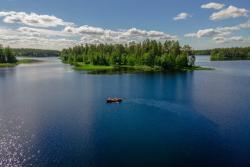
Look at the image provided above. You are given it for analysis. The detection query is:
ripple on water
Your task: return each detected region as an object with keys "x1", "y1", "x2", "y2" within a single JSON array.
[{"x1": 0, "y1": 117, "x2": 39, "y2": 167}]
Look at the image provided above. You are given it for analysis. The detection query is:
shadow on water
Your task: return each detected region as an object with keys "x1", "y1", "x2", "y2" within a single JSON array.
[
  {"x1": 81, "y1": 66, "x2": 190, "y2": 75},
  {"x1": 0, "y1": 68, "x2": 16, "y2": 78}
]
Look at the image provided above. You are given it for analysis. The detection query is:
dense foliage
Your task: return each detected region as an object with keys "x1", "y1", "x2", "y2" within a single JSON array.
[
  {"x1": 0, "y1": 45, "x2": 17, "y2": 63},
  {"x1": 13, "y1": 48, "x2": 60, "y2": 57},
  {"x1": 211, "y1": 47, "x2": 250, "y2": 61},
  {"x1": 61, "y1": 40, "x2": 195, "y2": 70}
]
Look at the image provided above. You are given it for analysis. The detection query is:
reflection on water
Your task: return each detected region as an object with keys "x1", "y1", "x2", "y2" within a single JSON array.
[{"x1": 0, "y1": 117, "x2": 39, "y2": 166}]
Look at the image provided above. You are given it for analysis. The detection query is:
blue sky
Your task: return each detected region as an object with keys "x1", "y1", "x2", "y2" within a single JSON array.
[{"x1": 0, "y1": 0, "x2": 249, "y2": 50}]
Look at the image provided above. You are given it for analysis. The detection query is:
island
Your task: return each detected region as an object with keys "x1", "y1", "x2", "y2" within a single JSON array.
[{"x1": 60, "y1": 40, "x2": 209, "y2": 73}]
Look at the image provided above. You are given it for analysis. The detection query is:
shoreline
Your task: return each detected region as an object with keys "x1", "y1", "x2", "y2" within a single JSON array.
[
  {"x1": 0, "y1": 59, "x2": 44, "y2": 68},
  {"x1": 73, "y1": 63, "x2": 213, "y2": 73}
]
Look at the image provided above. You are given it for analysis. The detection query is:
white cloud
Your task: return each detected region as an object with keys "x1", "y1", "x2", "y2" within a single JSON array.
[
  {"x1": 0, "y1": 24, "x2": 177, "y2": 49},
  {"x1": 0, "y1": 10, "x2": 177, "y2": 50},
  {"x1": 64, "y1": 25, "x2": 106, "y2": 35},
  {"x1": 0, "y1": 27, "x2": 77, "y2": 50},
  {"x1": 0, "y1": 11, "x2": 74, "y2": 27},
  {"x1": 185, "y1": 19, "x2": 250, "y2": 40},
  {"x1": 213, "y1": 36, "x2": 244, "y2": 43},
  {"x1": 185, "y1": 26, "x2": 239, "y2": 38},
  {"x1": 173, "y1": 12, "x2": 191, "y2": 20},
  {"x1": 6, "y1": 37, "x2": 77, "y2": 50},
  {"x1": 201, "y1": 2, "x2": 225, "y2": 10},
  {"x1": 64, "y1": 26, "x2": 177, "y2": 44},
  {"x1": 184, "y1": 33, "x2": 197, "y2": 38},
  {"x1": 184, "y1": 21, "x2": 250, "y2": 46},
  {"x1": 18, "y1": 27, "x2": 73, "y2": 37},
  {"x1": 239, "y1": 20, "x2": 250, "y2": 29},
  {"x1": 210, "y1": 5, "x2": 249, "y2": 20},
  {"x1": 123, "y1": 28, "x2": 176, "y2": 40}
]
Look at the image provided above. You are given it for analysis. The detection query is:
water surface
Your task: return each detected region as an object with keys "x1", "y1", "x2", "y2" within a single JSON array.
[{"x1": 0, "y1": 56, "x2": 250, "y2": 167}]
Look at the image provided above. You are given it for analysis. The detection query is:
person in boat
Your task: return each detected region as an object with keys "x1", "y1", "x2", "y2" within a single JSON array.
[{"x1": 106, "y1": 97, "x2": 122, "y2": 103}]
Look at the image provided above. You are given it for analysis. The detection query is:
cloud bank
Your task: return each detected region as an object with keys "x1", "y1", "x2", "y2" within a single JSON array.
[
  {"x1": 0, "y1": 11, "x2": 177, "y2": 50},
  {"x1": 210, "y1": 5, "x2": 249, "y2": 20},
  {"x1": 64, "y1": 26, "x2": 176, "y2": 44},
  {"x1": 0, "y1": 11, "x2": 74, "y2": 28},
  {"x1": 185, "y1": 20, "x2": 250, "y2": 44}
]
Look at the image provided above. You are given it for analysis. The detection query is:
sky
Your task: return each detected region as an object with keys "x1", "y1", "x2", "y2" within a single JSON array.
[{"x1": 0, "y1": 0, "x2": 249, "y2": 50}]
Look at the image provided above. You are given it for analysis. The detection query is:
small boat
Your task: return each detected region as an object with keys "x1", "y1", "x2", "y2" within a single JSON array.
[{"x1": 106, "y1": 97, "x2": 123, "y2": 103}]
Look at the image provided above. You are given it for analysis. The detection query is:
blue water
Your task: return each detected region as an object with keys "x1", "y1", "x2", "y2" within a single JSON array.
[{"x1": 0, "y1": 56, "x2": 250, "y2": 167}]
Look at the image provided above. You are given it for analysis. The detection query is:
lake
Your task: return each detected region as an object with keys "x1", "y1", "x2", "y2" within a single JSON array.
[{"x1": 0, "y1": 56, "x2": 250, "y2": 167}]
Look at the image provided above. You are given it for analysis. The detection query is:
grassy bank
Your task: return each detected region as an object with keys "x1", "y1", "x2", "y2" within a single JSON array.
[
  {"x1": 0, "y1": 63, "x2": 16, "y2": 68},
  {"x1": 182, "y1": 66, "x2": 213, "y2": 71},
  {"x1": 0, "y1": 59, "x2": 44, "y2": 68},
  {"x1": 17, "y1": 59, "x2": 44, "y2": 64},
  {"x1": 73, "y1": 63, "x2": 212, "y2": 73},
  {"x1": 74, "y1": 64, "x2": 114, "y2": 71},
  {"x1": 74, "y1": 63, "x2": 162, "y2": 72}
]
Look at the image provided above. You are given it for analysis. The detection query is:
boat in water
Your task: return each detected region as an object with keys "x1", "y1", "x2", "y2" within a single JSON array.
[{"x1": 106, "y1": 97, "x2": 123, "y2": 103}]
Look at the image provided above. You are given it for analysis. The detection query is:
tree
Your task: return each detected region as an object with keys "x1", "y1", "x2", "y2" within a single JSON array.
[
  {"x1": 111, "y1": 50, "x2": 122, "y2": 65},
  {"x1": 160, "y1": 54, "x2": 175, "y2": 70},
  {"x1": 176, "y1": 54, "x2": 188, "y2": 67},
  {"x1": 5, "y1": 47, "x2": 17, "y2": 63},
  {"x1": 127, "y1": 54, "x2": 136, "y2": 66},
  {"x1": 182, "y1": 45, "x2": 193, "y2": 56},
  {"x1": 170, "y1": 41, "x2": 181, "y2": 57},
  {"x1": 142, "y1": 51, "x2": 155, "y2": 67},
  {"x1": 0, "y1": 46, "x2": 6, "y2": 63},
  {"x1": 0, "y1": 46, "x2": 17, "y2": 64}
]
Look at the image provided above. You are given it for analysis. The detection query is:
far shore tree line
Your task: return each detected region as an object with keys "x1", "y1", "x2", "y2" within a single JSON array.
[
  {"x1": 1, "y1": 42, "x2": 250, "y2": 65},
  {"x1": 60, "y1": 40, "x2": 196, "y2": 70},
  {"x1": 13, "y1": 48, "x2": 60, "y2": 57},
  {"x1": 210, "y1": 47, "x2": 250, "y2": 61},
  {"x1": 0, "y1": 44, "x2": 60, "y2": 64},
  {"x1": 194, "y1": 50, "x2": 211, "y2": 55},
  {"x1": 194, "y1": 47, "x2": 250, "y2": 61}
]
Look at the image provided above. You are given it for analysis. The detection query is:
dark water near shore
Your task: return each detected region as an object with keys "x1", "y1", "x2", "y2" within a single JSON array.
[{"x1": 0, "y1": 56, "x2": 250, "y2": 167}]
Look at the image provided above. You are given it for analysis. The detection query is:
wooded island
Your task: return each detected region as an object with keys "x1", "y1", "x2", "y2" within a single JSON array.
[{"x1": 60, "y1": 40, "x2": 198, "y2": 72}]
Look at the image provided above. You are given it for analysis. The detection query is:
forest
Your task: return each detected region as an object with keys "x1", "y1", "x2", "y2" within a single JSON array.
[
  {"x1": 211, "y1": 47, "x2": 250, "y2": 61},
  {"x1": 60, "y1": 40, "x2": 196, "y2": 71},
  {"x1": 0, "y1": 45, "x2": 17, "y2": 64}
]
